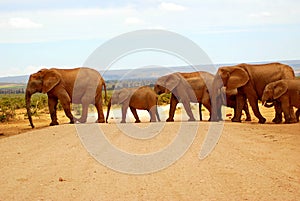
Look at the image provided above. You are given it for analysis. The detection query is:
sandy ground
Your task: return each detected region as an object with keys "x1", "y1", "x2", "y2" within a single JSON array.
[{"x1": 0, "y1": 105, "x2": 299, "y2": 200}]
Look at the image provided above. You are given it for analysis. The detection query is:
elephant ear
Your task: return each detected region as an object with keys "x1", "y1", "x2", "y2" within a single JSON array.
[
  {"x1": 227, "y1": 67, "x2": 249, "y2": 90},
  {"x1": 42, "y1": 70, "x2": 61, "y2": 93},
  {"x1": 165, "y1": 73, "x2": 181, "y2": 91},
  {"x1": 118, "y1": 89, "x2": 131, "y2": 104},
  {"x1": 273, "y1": 81, "x2": 288, "y2": 99}
]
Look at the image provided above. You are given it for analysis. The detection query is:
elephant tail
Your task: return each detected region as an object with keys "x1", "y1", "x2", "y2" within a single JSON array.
[
  {"x1": 199, "y1": 103, "x2": 203, "y2": 121},
  {"x1": 103, "y1": 81, "x2": 108, "y2": 104},
  {"x1": 106, "y1": 98, "x2": 111, "y2": 123},
  {"x1": 156, "y1": 96, "x2": 161, "y2": 122}
]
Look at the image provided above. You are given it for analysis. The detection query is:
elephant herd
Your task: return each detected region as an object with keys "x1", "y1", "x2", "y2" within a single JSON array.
[{"x1": 25, "y1": 62, "x2": 300, "y2": 128}]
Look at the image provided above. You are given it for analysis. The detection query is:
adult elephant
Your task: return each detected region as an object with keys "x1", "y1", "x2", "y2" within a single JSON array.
[
  {"x1": 25, "y1": 68, "x2": 107, "y2": 128},
  {"x1": 211, "y1": 63, "x2": 295, "y2": 123},
  {"x1": 154, "y1": 72, "x2": 213, "y2": 121},
  {"x1": 106, "y1": 86, "x2": 160, "y2": 123}
]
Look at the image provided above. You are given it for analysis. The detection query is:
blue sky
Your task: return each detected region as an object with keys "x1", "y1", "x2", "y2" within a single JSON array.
[{"x1": 0, "y1": 0, "x2": 300, "y2": 76}]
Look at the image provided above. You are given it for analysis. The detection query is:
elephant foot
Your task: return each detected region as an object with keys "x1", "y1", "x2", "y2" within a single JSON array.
[
  {"x1": 210, "y1": 117, "x2": 222, "y2": 122},
  {"x1": 231, "y1": 117, "x2": 241, "y2": 122},
  {"x1": 150, "y1": 119, "x2": 156, "y2": 122},
  {"x1": 120, "y1": 120, "x2": 126, "y2": 123},
  {"x1": 245, "y1": 117, "x2": 252, "y2": 121},
  {"x1": 284, "y1": 118, "x2": 297, "y2": 124},
  {"x1": 258, "y1": 118, "x2": 266, "y2": 124},
  {"x1": 135, "y1": 119, "x2": 141, "y2": 123},
  {"x1": 272, "y1": 118, "x2": 282, "y2": 124},
  {"x1": 96, "y1": 119, "x2": 105, "y2": 123},
  {"x1": 188, "y1": 118, "x2": 196, "y2": 122},
  {"x1": 50, "y1": 121, "x2": 59, "y2": 126},
  {"x1": 166, "y1": 118, "x2": 174, "y2": 122},
  {"x1": 272, "y1": 115, "x2": 282, "y2": 124},
  {"x1": 69, "y1": 118, "x2": 75, "y2": 124}
]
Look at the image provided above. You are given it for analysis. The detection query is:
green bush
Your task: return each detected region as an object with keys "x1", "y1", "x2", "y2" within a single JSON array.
[
  {"x1": 0, "y1": 95, "x2": 23, "y2": 122},
  {"x1": 158, "y1": 93, "x2": 171, "y2": 105},
  {"x1": 0, "y1": 94, "x2": 50, "y2": 122}
]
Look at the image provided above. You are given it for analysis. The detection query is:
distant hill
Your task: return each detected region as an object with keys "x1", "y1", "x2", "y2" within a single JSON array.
[
  {"x1": 1, "y1": 60, "x2": 299, "y2": 84},
  {"x1": 0, "y1": 75, "x2": 29, "y2": 84}
]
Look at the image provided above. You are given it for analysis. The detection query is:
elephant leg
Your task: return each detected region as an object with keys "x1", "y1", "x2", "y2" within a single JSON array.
[
  {"x1": 243, "y1": 102, "x2": 251, "y2": 121},
  {"x1": 130, "y1": 107, "x2": 141, "y2": 123},
  {"x1": 272, "y1": 101, "x2": 283, "y2": 124},
  {"x1": 121, "y1": 104, "x2": 129, "y2": 123},
  {"x1": 95, "y1": 98, "x2": 105, "y2": 123},
  {"x1": 289, "y1": 106, "x2": 297, "y2": 123},
  {"x1": 231, "y1": 94, "x2": 244, "y2": 122},
  {"x1": 245, "y1": 95, "x2": 266, "y2": 124},
  {"x1": 155, "y1": 105, "x2": 161, "y2": 122},
  {"x1": 149, "y1": 106, "x2": 157, "y2": 122},
  {"x1": 78, "y1": 103, "x2": 88, "y2": 123},
  {"x1": 281, "y1": 98, "x2": 296, "y2": 123},
  {"x1": 48, "y1": 96, "x2": 59, "y2": 126},
  {"x1": 58, "y1": 94, "x2": 74, "y2": 124},
  {"x1": 182, "y1": 99, "x2": 195, "y2": 121},
  {"x1": 202, "y1": 101, "x2": 212, "y2": 121},
  {"x1": 296, "y1": 109, "x2": 300, "y2": 122},
  {"x1": 167, "y1": 94, "x2": 178, "y2": 122},
  {"x1": 199, "y1": 103, "x2": 203, "y2": 121}
]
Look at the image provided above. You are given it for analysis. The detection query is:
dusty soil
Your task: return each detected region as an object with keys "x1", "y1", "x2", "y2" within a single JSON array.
[{"x1": 0, "y1": 106, "x2": 299, "y2": 200}]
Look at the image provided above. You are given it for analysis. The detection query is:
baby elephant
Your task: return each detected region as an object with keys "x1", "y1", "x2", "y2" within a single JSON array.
[
  {"x1": 262, "y1": 79, "x2": 300, "y2": 123},
  {"x1": 106, "y1": 86, "x2": 161, "y2": 123}
]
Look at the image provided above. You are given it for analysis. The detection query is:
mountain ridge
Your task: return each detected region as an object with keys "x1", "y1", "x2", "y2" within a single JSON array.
[{"x1": 1, "y1": 60, "x2": 300, "y2": 84}]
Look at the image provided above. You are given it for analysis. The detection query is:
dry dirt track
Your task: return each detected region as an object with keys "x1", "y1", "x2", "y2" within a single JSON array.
[{"x1": 0, "y1": 108, "x2": 300, "y2": 200}]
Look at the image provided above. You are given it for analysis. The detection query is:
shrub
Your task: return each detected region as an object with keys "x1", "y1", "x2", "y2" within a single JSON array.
[{"x1": 158, "y1": 93, "x2": 171, "y2": 105}]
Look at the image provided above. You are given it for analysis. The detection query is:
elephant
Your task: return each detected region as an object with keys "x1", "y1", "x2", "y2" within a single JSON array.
[
  {"x1": 154, "y1": 72, "x2": 213, "y2": 121},
  {"x1": 106, "y1": 86, "x2": 160, "y2": 123},
  {"x1": 262, "y1": 79, "x2": 300, "y2": 123},
  {"x1": 25, "y1": 68, "x2": 107, "y2": 128},
  {"x1": 211, "y1": 62, "x2": 295, "y2": 123},
  {"x1": 154, "y1": 71, "x2": 251, "y2": 122}
]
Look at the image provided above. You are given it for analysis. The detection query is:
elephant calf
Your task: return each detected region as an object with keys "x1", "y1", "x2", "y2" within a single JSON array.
[
  {"x1": 262, "y1": 79, "x2": 300, "y2": 123},
  {"x1": 219, "y1": 88, "x2": 251, "y2": 121},
  {"x1": 106, "y1": 86, "x2": 160, "y2": 123}
]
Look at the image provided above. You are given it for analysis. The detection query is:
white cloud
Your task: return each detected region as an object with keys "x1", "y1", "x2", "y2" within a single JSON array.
[
  {"x1": 52, "y1": 7, "x2": 136, "y2": 17},
  {"x1": 124, "y1": 17, "x2": 144, "y2": 26},
  {"x1": 249, "y1": 12, "x2": 272, "y2": 18},
  {"x1": 9, "y1": 17, "x2": 42, "y2": 29},
  {"x1": 0, "y1": 17, "x2": 43, "y2": 29},
  {"x1": 158, "y1": 2, "x2": 187, "y2": 11}
]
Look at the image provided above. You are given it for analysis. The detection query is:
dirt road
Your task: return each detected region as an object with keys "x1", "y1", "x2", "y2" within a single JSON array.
[{"x1": 0, "y1": 107, "x2": 299, "y2": 200}]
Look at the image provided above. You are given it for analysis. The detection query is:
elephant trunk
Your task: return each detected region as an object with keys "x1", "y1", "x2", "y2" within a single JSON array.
[
  {"x1": 25, "y1": 90, "x2": 35, "y2": 128},
  {"x1": 261, "y1": 94, "x2": 274, "y2": 108},
  {"x1": 106, "y1": 98, "x2": 112, "y2": 123}
]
